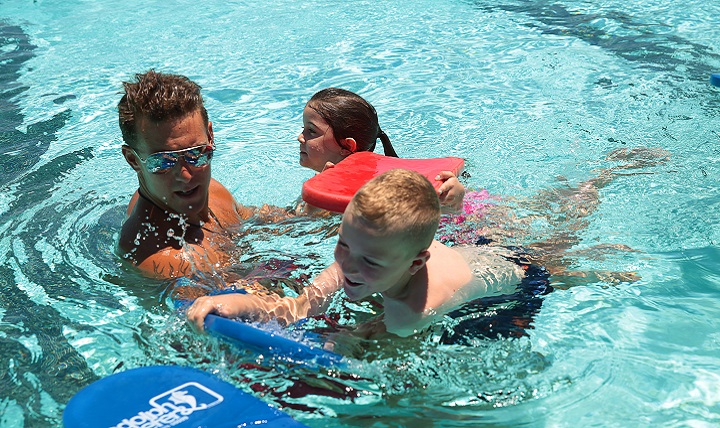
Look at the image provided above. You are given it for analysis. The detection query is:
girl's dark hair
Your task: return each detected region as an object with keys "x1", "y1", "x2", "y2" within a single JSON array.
[{"x1": 307, "y1": 88, "x2": 398, "y2": 157}]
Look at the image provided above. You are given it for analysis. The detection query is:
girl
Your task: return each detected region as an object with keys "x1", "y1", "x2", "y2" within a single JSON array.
[{"x1": 296, "y1": 88, "x2": 465, "y2": 214}]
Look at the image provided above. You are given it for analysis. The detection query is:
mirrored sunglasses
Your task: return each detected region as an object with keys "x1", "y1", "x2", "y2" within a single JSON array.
[{"x1": 132, "y1": 143, "x2": 215, "y2": 174}]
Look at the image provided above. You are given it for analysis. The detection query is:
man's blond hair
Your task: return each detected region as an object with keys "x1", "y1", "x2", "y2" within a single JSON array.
[{"x1": 347, "y1": 169, "x2": 440, "y2": 253}]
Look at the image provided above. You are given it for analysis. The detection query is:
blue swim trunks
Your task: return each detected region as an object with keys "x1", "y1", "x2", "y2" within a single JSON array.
[{"x1": 439, "y1": 237, "x2": 553, "y2": 343}]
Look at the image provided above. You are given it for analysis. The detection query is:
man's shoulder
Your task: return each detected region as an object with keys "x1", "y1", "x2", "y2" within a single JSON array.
[
  {"x1": 118, "y1": 210, "x2": 142, "y2": 250},
  {"x1": 117, "y1": 213, "x2": 166, "y2": 269},
  {"x1": 208, "y1": 178, "x2": 248, "y2": 223},
  {"x1": 208, "y1": 178, "x2": 240, "y2": 210},
  {"x1": 209, "y1": 178, "x2": 234, "y2": 197}
]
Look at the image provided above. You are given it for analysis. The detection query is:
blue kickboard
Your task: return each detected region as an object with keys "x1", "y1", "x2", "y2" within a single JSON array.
[
  {"x1": 711, "y1": 73, "x2": 720, "y2": 87},
  {"x1": 205, "y1": 314, "x2": 345, "y2": 367},
  {"x1": 63, "y1": 365, "x2": 308, "y2": 428}
]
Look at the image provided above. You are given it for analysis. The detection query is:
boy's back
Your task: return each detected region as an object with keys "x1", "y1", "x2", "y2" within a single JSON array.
[{"x1": 381, "y1": 240, "x2": 525, "y2": 337}]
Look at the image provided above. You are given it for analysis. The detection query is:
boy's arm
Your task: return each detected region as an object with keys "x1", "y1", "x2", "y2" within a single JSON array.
[
  {"x1": 300, "y1": 261, "x2": 344, "y2": 315},
  {"x1": 187, "y1": 262, "x2": 344, "y2": 331},
  {"x1": 382, "y1": 299, "x2": 430, "y2": 338}
]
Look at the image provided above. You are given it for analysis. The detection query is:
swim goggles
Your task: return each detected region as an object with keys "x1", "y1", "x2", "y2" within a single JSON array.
[{"x1": 130, "y1": 143, "x2": 215, "y2": 174}]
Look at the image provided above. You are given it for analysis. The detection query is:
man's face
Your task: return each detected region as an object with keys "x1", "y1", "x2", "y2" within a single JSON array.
[{"x1": 125, "y1": 110, "x2": 213, "y2": 220}]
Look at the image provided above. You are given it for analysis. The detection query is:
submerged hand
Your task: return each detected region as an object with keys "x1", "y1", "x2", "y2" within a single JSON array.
[
  {"x1": 353, "y1": 315, "x2": 388, "y2": 339},
  {"x1": 436, "y1": 171, "x2": 465, "y2": 213}
]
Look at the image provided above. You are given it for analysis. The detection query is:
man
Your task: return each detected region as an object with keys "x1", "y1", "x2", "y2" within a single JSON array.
[{"x1": 117, "y1": 70, "x2": 250, "y2": 279}]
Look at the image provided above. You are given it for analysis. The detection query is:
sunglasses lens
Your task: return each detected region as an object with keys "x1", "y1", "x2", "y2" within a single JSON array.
[
  {"x1": 145, "y1": 152, "x2": 179, "y2": 174},
  {"x1": 182, "y1": 146, "x2": 213, "y2": 167}
]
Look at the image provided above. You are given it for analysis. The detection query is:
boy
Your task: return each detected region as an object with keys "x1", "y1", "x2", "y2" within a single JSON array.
[{"x1": 187, "y1": 169, "x2": 525, "y2": 337}]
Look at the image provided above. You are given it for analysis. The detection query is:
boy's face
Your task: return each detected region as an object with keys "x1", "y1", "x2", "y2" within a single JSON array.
[
  {"x1": 122, "y1": 110, "x2": 213, "y2": 221},
  {"x1": 297, "y1": 105, "x2": 347, "y2": 172},
  {"x1": 335, "y1": 210, "x2": 425, "y2": 301}
]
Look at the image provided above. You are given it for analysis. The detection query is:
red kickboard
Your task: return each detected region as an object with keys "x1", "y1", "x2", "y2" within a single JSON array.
[{"x1": 302, "y1": 152, "x2": 465, "y2": 213}]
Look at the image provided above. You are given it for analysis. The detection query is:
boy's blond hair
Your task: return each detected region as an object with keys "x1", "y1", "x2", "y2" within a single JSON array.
[{"x1": 347, "y1": 169, "x2": 440, "y2": 253}]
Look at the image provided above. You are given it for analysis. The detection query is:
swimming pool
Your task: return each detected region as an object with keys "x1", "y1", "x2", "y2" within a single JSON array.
[{"x1": 1, "y1": 0, "x2": 719, "y2": 425}]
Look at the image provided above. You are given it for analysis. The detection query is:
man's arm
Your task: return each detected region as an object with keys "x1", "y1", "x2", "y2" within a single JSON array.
[
  {"x1": 117, "y1": 239, "x2": 222, "y2": 279},
  {"x1": 135, "y1": 246, "x2": 221, "y2": 279},
  {"x1": 210, "y1": 179, "x2": 295, "y2": 223}
]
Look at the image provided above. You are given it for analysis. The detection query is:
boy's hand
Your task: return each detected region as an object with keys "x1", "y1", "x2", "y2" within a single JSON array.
[
  {"x1": 436, "y1": 171, "x2": 465, "y2": 213},
  {"x1": 186, "y1": 293, "x2": 261, "y2": 332}
]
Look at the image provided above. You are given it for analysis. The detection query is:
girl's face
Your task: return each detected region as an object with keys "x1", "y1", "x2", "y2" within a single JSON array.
[{"x1": 298, "y1": 105, "x2": 348, "y2": 172}]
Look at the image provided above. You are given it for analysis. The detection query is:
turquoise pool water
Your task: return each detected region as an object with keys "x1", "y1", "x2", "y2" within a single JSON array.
[{"x1": 1, "y1": 0, "x2": 719, "y2": 426}]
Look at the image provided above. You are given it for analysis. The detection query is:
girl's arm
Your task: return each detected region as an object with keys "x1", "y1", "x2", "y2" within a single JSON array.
[{"x1": 436, "y1": 171, "x2": 466, "y2": 213}]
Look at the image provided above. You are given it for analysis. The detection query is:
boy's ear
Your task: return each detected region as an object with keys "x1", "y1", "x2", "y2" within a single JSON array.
[
  {"x1": 340, "y1": 137, "x2": 357, "y2": 154},
  {"x1": 408, "y1": 250, "x2": 431, "y2": 275},
  {"x1": 122, "y1": 145, "x2": 142, "y2": 173}
]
